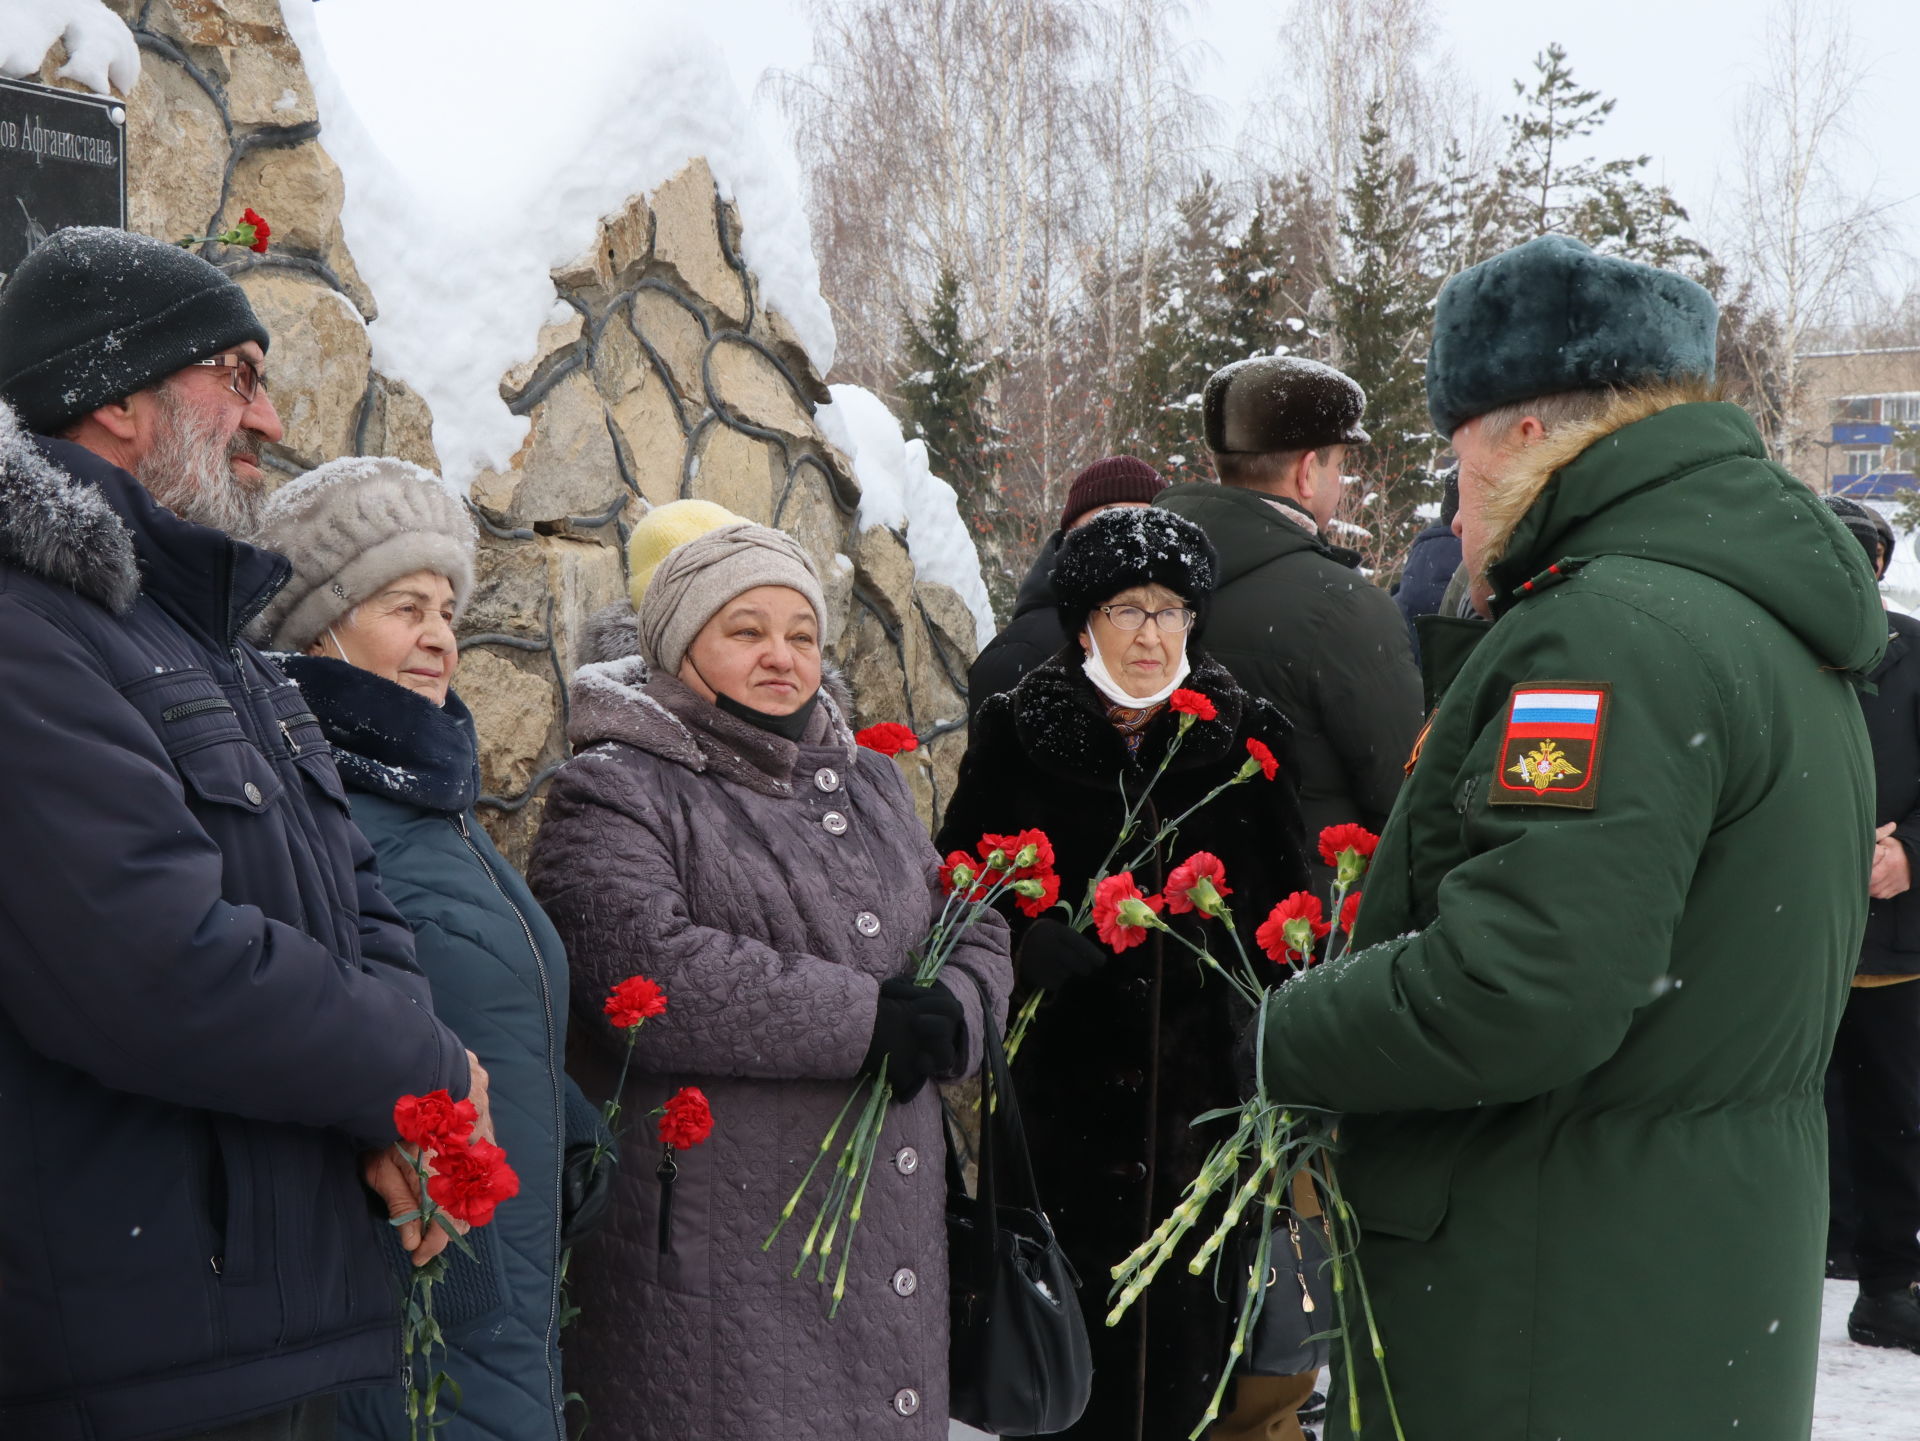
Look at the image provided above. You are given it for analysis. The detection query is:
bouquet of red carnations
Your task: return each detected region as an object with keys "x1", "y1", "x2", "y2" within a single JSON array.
[{"x1": 1101, "y1": 823, "x2": 1405, "y2": 1440}]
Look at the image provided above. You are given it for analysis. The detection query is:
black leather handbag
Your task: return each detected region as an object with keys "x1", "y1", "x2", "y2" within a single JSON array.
[
  {"x1": 1233, "y1": 1201, "x2": 1335, "y2": 1377},
  {"x1": 945, "y1": 985, "x2": 1093, "y2": 1436}
]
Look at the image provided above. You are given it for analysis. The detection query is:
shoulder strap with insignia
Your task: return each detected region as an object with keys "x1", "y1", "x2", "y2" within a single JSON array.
[{"x1": 1489, "y1": 682, "x2": 1611, "y2": 809}]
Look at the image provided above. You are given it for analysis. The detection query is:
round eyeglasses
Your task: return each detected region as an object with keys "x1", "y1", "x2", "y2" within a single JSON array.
[
  {"x1": 187, "y1": 354, "x2": 268, "y2": 405},
  {"x1": 1098, "y1": 604, "x2": 1195, "y2": 632}
]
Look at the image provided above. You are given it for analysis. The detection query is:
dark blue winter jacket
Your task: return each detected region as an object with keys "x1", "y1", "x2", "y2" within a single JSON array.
[
  {"x1": 277, "y1": 656, "x2": 598, "y2": 1441},
  {"x1": 0, "y1": 424, "x2": 469, "y2": 1441},
  {"x1": 1393, "y1": 519, "x2": 1463, "y2": 663}
]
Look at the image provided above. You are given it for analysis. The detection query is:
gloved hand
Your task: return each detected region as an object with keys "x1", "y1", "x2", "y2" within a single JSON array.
[
  {"x1": 1017, "y1": 918, "x2": 1109, "y2": 992},
  {"x1": 559, "y1": 1140, "x2": 618, "y2": 1249},
  {"x1": 862, "y1": 976, "x2": 966, "y2": 1101}
]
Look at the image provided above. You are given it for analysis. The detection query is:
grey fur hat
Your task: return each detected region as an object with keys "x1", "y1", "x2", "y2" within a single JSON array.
[
  {"x1": 251, "y1": 456, "x2": 477, "y2": 652},
  {"x1": 1426, "y1": 234, "x2": 1719, "y2": 437}
]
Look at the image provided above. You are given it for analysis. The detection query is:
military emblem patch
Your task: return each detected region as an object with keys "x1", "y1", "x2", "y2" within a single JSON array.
[{"x1": 1490, "y1": 683, "x2": 1610, "y2": 809}]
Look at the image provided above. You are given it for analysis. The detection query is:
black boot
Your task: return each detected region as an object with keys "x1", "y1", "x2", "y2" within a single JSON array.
[{"x1": 1848, "y1": 1283, "x2": 1920, "y2": 1353}]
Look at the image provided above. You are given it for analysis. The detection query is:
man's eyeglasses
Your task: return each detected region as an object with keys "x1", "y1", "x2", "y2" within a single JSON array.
[
  {"x1": 1098, "y1": 604, "x2": 1195, "y2": 633},
  {"x1": 187, "y1": 354, "x2": 268, "y2": 404}
]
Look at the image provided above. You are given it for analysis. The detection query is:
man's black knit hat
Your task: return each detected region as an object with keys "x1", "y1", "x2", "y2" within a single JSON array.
[
  {"x1": 1053, "y1": 506, "x2": 1218, "y2": 639},
  {"x1": 0, "y1": 227, "x2": 269, "y2": 434}
]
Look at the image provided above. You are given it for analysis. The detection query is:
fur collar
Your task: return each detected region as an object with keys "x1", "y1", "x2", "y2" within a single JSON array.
[
  {"x1": 567, "y1": 655, "x2": 857, "y2": 798},
  {"x1": 1480, "y1": 381, "x2": 1715, "y2": 572},
  {"x1": 996, "y1": 649, "x2": 1248, "y2": 780},
  {"x1": 0, "y1": 400, "x2": 139, "y2": 614}
]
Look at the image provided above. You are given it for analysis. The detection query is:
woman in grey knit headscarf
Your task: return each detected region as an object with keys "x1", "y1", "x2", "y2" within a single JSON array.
[
  {"x1": 528, "y1": 521, "x2": 1012, "y2": 1441},
  {"x1": 253, "y1": 456, "x2": 612, "y2": 1441}
]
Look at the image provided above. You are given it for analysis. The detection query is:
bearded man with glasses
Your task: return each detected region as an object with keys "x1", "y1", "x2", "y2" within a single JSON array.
[{"x1": 0, "y1": 227, "x2": 484, "y2": 1441}]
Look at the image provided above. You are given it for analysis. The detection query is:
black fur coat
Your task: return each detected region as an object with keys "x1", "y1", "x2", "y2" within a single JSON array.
[{"x1": 937, "y1": 649, "x2": 1310, "y2": 1441}]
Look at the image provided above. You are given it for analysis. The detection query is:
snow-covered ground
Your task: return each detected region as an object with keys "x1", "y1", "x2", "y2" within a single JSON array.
[
  {"x1": 950, "y1": 1292, "x2": 1917, "y2": 1440},
  {"x1": 1814, "y1": 1279, "x2": 1920, "y2": 1439}
]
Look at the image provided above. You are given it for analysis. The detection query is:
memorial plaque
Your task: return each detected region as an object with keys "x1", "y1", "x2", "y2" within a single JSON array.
[{"x1": 0, "y1": 77, "x2": 127, "y2": 282}]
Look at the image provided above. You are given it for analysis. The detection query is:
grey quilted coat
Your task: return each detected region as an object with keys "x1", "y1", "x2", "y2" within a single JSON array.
[{"x1": 527, "y1": 657, "x2": 1011, "y2": 1440}]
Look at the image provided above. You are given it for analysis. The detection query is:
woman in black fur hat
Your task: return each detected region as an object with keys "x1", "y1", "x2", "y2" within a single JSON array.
[{"x1": 938, "y1": 507, "x2": 1313, "y2": 1441}]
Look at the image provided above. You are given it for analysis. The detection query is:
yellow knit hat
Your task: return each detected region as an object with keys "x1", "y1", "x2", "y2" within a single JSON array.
[{"x1": 626, "y1": 499, "x2": 744, "y2": 609}]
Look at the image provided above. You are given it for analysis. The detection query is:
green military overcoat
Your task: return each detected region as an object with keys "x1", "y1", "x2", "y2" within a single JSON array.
[{"x1": 1259, "y1": 393, "x2": 1885, "y2": 1441}]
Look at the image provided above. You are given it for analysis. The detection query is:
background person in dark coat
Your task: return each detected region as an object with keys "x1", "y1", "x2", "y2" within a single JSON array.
[
  {"x1": 1158, "y1": 357, "x2": 1422, "y2": 874},
  {"x1": 255, "y1": 457, "x2": 613, "y2": 1441},
  {"x1": 1823, "y1": 495, "x2": 1920, "y2": 1354},
  {"x1": 0, "y1": 229, "x2": 476, "y2": 1441},
  {"x1": 939, "y1": 507, "x2": 1312, "y2": 1441},
  {"x1": 1392, "y1": 465, "x2": 1463, "y2": 663},
  {"x1": 967, "y1": 455, "x2": 1167, "y2": 720}
]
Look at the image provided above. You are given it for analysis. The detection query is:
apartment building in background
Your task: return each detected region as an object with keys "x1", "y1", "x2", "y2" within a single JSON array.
[{"x1": 1787, "y1": 345, "x2": 1920, "y2": 496}]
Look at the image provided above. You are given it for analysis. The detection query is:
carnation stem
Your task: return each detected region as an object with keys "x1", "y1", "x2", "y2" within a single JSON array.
[
  {"x1": 764, "y1": 1081, "x2": 866, "y2": 1251},
  {"x1": 1188, "y1": 1150, "x2": 1288, "y2": 1439},
  {"x1": 829, "y1": 1079, "x2": 890, "y2": 1318},
  {"x1": 1003, "y1": 989, "x2": 1043, "y2": 1062},
  {"x1": 814, "y1": 1090, "x2": 884, "y2": 1280}
]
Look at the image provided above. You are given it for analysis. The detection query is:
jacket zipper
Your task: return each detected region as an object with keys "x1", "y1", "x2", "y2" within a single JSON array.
[
  {"x1": 162, "y1": 696, "x2": 236, "y2": 722},
  {"x1": 277, "y1": 709, "x2": 320, "y2": 758},
  {"x1": 452, "y1": 812, "x2": 567, "y2": 1435}
]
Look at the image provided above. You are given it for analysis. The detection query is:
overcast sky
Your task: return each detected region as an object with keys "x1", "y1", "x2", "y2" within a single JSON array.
[{"x1": 317, "y1": 0, "x2": 1919, "y2": 286}]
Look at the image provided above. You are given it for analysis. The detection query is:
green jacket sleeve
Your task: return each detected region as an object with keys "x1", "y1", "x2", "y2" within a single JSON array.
[{"x1": 1262, "y1": 591, "x2": 1729, "y2": 1113}]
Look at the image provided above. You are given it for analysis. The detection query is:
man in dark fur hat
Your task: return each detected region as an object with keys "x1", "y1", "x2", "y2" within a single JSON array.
[
  {"x1": 0, "y1": 228, "x2": 478, "y2": 1441},
  {"x1": 1159, "y1": 355, "x2": 1423, "y2": 875}
]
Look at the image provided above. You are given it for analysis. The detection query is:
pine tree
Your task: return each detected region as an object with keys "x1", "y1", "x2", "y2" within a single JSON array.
[
  {"x1": 1110, "y1": 175, "x2": 1312, "y2": 482},
  {"x1": 1326, "y1": 96, "x2": 1437, "y2": 565}
]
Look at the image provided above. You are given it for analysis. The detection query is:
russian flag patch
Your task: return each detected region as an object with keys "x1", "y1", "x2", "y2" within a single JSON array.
[{"x1": 1490, "y1": 682, "x2": 1611, "y2": 808}]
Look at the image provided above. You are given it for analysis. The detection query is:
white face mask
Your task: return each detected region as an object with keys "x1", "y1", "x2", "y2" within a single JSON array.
[{"x1": 1081, "y1": 630, "x2": 1191, "y2": 709}]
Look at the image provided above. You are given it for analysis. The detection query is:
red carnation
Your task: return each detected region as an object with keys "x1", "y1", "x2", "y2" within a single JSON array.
[
  {"x1": 1256, "y1": 892, "x2": 1331, "y2": 964},
  {"x1": 1165, "y1": 851, "x2": 1232, "y2": 917},
  {"x1": 1012, "y1": 869, "x2": 1060, "y2": 919},
  {"x1": 240, "y1": 207, "x2": 270, "y2": 253},
  {"x1": 1169, "y1": 688, "x2": 1216, "y2": 722},
  {"x1": 659, "y1": 1086, "x2": 715, "y2": 1149},
  {"x1": 1340, "y1": 890, "x2": 1363, "y2": 934},
  {"x1": 1092, "y1": 872, "x2": 1165, "y2": 952},
  {"x1": 940, "y1": 850, "x2": 986, "y2": 898},
  {"x1": 1243, "y1": 738, "x2": 1279, "y2": 782},
  {"x1": 1318, "y1": 823, "x2": 1380, "y2": 875},
  {"x1": 426, "y1": 1137, "x2": 521, "y2": 1227},
  {"x1": 394, "y1": 1089, "x2": 478, "y2": 1152},
  {"x1": 605, "y1": 975, "x2": 668, "y2": 1030},
  {"x1": 855, "y1": 722, "x2": 918, "y2": 757}
]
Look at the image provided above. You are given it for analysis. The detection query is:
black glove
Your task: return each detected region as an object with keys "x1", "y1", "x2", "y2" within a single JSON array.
[
  {"x1": 1017, "y1": 917, "x2": 1109, "y2": 992},
  {"x1": 559, "y1": 1140, "x2": 618, "y2": 1248},
  {"x1": 862, "y1": 976, "x2": 966, "y2": 1101}
]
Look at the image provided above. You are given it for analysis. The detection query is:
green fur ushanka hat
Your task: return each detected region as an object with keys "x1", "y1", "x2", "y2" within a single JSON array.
[{"x1": 1425, "y1": 234, "x2": 1719, "y2": 438}]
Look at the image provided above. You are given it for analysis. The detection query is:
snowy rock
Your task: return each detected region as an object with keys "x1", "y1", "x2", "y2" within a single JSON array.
[
  {"x1": 500, "y1": 309, "x2": 586, "y2": 404},
  {"x1": 236, "y1": 271, "x2": 370, "y2": 470},
  {"x1": 356, "y1": 372, "x2": 441, "y2": 475},
  {"x1": 552, "y1": 193, "x2": 655, "y2": 300},
  {"x1": 471, "y1": 370, "x2": 622, "y2": 525},
  {"x1": 143, "y1": 0, "x2": 317, "y2": 128},
  {"x1": 120, "y1": 51, "x2": 226, "y2": 248},
  {"x1": 3, "y1": 0, "x2": 140, "y2": 97},
  {"x1": 458, "y1": 647, "x2": 559, "y2": 796},
  {"x1": 708, "y1": 337, "x2": 814, "y2": 438},
  {"x1": 226, "y1": 140, "x2": 377, "y2": 321},
  {"x1": 691, "y1": 424, "x2": 775, "y2": 524},
  {"x1": 651, "y1": 158, "x2": 747, "y2": 326},
  {"x1": 630, "y1": 287, "x2": 709, "y2": 405}
]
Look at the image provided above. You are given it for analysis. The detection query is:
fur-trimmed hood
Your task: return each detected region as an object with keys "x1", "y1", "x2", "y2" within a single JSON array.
[
  {"x1": 0, "y1": 399, "x2": 139, "y2": 614},
  {"x1": 1480, "y1": 385, "x2": 1886, "y2": 675},
  {"x1": 566, "y1": 654, "x2": 857, "y2": 798}
]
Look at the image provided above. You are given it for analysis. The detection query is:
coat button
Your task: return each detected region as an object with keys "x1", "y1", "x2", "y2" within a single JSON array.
[
  {"x1": 891, "y1": 1266, "x2": 918, "y2": 1297},
  {"x1": 855, "y1": 912, "x2": 881, "y2": 938},
  {"x1": 892, "y1": 1388, "x2": 921, "y2": 1417},
  {"x1": 823, "y1": 810, "x2": 849, "y2": 836},
  {"x1": 243, "y1": 781, "x2": 263, "y2": 806},
  {"x1": 894, "y1": 1146, "x2": 919, "y2": 1176},
  {"x1": 815, "y1": 767, "x2": 841, "y2": 792}
]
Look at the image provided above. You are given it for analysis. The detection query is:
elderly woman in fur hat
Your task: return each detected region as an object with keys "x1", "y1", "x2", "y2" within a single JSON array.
[
  {"x1": 527, "y1": 521, "x2": 1011, "y2": 1441},
  {"x1": 938, "y1": 504, "x2": 1314, "y2": 1441},
  {"x1": 253, "y1": 457, "x2": 611, "y2": 1441}
]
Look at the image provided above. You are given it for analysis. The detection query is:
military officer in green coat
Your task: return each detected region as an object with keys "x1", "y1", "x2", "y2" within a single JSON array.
[{"x1": 1257, "y1": 234, "x2": 1886, "y2": 1440}]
